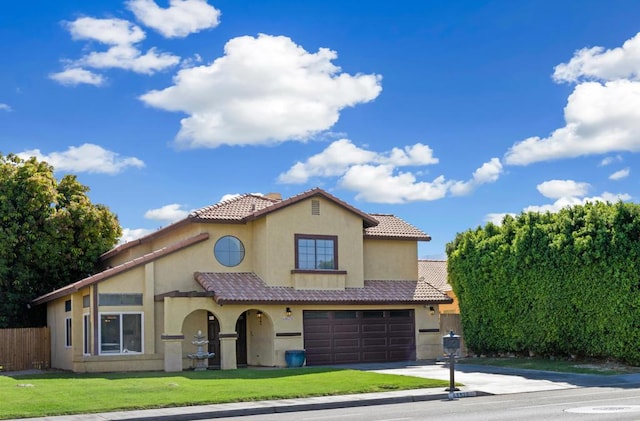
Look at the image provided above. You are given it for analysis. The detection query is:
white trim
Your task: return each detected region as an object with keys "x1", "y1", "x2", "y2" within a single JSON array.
[{"x1": 98, "y1": 312, "x2": 144, "y2": 356}]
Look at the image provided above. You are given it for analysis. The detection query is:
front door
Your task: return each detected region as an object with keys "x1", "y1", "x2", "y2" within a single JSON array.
[
  {"x1": 236, "y1": 312, "x2": 247, "y2": 366},
  {"x1": 207, "y1": 312, "x2": 221, "y2": 368}
]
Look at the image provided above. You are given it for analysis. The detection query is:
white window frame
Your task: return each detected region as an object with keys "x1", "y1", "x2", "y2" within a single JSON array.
[
  {"x1": 65, "y1": 317, "x2": 72, "y2": 348},
  {"x1": 98, "y1": 312, "x2": 144, "y2": 355},
  {"x1": 83, "y1": 313, "x2": 91, "y2": 355}
]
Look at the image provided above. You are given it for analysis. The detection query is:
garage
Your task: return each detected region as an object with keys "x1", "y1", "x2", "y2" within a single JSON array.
[{"x1": 303, "y1": 309, "x2": 415, "y2": 365}]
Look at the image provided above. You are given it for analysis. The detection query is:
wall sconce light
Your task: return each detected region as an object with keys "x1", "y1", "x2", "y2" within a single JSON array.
[
  {"x1": 429, "y1": 306, "x2": 436, "y2": 316},
  {"x1": 256, "y1": 310, "x2": 263, "y2": 325},
  {"x1": 208, "y1": 314, "x2": 215, "y2": 321},
  {"x1": 285, "y1": 307, "x2": 292, "y2": 317}
]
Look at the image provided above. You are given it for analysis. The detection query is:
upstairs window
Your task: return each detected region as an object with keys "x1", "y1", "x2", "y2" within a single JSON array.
[{"x1": 295, "y1": 234, "x2": 337, "y2": 270}]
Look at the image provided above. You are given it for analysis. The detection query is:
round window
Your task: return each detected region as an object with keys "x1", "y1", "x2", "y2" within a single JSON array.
[{"x1": 214, "y1": 236, "x2": 245, "y2": 267}]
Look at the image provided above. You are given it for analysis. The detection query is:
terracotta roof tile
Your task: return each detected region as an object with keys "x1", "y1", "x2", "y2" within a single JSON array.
[
  {"x1": 418, "y1": 259, "x2": 450, "y2": 292},
  {"x1": 33, "y1": 233, "x2": 210, "y2": 305},
  {"x1": 194, "y1": 272, "x2": 452, "y2": 304},
  {"x1": 365, "y1": 214, "x2": 431, "y2": 241},
  {"x1": 190, "y1": 194, "x2": 279, "y2": 221}
]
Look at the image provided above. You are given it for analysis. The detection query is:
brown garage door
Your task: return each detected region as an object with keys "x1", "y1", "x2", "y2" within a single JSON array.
[{"x1": 303, "y1": 310, "x2": 415, "y2": 365}]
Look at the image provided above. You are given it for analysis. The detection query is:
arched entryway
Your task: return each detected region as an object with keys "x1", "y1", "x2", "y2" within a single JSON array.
[{"x1": 208, "y1": 311, "x2": 247, "y2": 368}]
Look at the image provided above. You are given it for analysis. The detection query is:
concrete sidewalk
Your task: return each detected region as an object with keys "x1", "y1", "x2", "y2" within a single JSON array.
[{"x1": 8, "y1": 362, "x2": 640, "y2": 421}]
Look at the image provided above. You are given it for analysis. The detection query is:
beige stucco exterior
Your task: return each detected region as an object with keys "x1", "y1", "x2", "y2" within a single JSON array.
[{"x1": 40, "y1": 190, "x2": 449, "y2": 373}]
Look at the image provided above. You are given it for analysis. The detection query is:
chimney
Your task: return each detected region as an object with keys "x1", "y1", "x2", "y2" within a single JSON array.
[{"x1": 264, "y1": 192, "x2": 282, "y2": 201}]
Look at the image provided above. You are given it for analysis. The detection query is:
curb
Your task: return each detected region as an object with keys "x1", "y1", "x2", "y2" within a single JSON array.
[{"x1": 103, "y1": 390, "x2": 492, "y2": 421}]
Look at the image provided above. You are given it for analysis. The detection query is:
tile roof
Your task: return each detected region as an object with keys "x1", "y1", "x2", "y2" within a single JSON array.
[
  {"x1": 418, "y1": 259, "x2": 450, "y2": 292},
  {"x1": 32, "y1": 233, "x2": 210, "y2": 306},
  {"x1": 194, "y1": 272, "x2": 452, "y2": 304},
  {"x1": 190, "y1": 194, "x2": 279, "y2": 222},
  {"x1": 365, "y1": 214, "x2": 431, "y2": 241}
]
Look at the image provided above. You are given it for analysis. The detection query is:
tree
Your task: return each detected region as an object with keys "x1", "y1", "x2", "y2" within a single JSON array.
[
  {"x1": 0, "y1": 153, "x2": 122, "y2": 327},
  {"x1": 446, "y1": 201, "x2": 640, "y2": 364}
]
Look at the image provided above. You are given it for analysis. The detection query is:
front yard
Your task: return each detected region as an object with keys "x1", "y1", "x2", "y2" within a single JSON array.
[{"x1": 0, "y1": 367, "x2": 449, "y2": 419}]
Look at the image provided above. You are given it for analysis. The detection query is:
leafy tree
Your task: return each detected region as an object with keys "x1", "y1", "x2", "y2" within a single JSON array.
[
  {"x1": 447, "y1": 201, "x2": 640, "y2": 364},
  {"x1": 0, "y1": 154, "x2": 121, "y2": 327}
]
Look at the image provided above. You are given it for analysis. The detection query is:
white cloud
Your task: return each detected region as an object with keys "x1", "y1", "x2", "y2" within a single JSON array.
[
  {"x1": 505, "y1": 80, "x2": 640, "y2": 165},
  {"x1": 66, "y1": 17, "x2": 145, "y2": 45},
  {"x1": 553, "y1": 32, "x2": 640, "y2": 83},
  {"x1": 18, "y1": 143, "x2": 145, "y2": 174},
  {"x1": 609, "y1": 167, "x2": 630, "y2": 180},
  {"x1": 536, "y1": 179, "x2": 590, "y2": 199},
  {"x1": 340, "y1": 165, "x2": 452, "y2": 204},
  {"x1": 524, "y1": 192, "x2": 631, "y2": 214},
  {"x1": 139, "y1": 34, "x2": 382, "y2": 148},
  {"x1": 52, "y1": 16, "x2": 180, "y2": 86},
  {"x1": 127, "y1": 0, "x2": 221, "y2": 38},
  {"x1": 599, "y1": 155, "x2": 623, "y2": 166},
  {"x1": 450, "y1": 158, "x2": 503, "y2": 196},
  {"x1": 484, "y1": 213, "x2": 515, "y2": 226},
  {"x1": 49, "y1": 68, "x2": 105, "y2": 86},
  {"x1": 144, "y1": 203, "x2": 190, "y2": 222},
  {"x1": 0, "y1": 103, "x2": 11, "y2": 111},
  {"x1": 118, "y1": 227, "x2": 154, "y2": 244},
  {"x1": 506, "y1": 33, "x2": 640, "y2": 166}
]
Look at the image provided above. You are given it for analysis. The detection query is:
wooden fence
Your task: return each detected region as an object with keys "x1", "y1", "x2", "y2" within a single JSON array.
[
  {"x1": 439, "y1": 314, "x2": 468, "y2": 356},
  {"x1": 0, "y1": 327, "x2": 50, "y2": 372}
]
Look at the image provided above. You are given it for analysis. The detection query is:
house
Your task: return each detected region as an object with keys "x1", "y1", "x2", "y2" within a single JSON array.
[
  {"x1": 418, "y1": 260, "x2": 459, "y2": 314},
  {"x1": 32, "y1": 188, "x2": 452, "y2": 372}
]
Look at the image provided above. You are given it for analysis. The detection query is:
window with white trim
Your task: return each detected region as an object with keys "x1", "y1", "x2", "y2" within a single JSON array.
[{"x1": 99, "y1": 313, "x2": 143, "y2": 355}]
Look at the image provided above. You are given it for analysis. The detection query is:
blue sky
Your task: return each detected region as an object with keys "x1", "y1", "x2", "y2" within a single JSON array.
[{"x1": 2, "y1": 0, "x2": 640, "y2": 259}]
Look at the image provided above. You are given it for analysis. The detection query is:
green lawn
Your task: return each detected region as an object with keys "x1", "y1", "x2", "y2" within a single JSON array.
[
  {"x1": 458, "y1": 357, "x2": 640, "y2": 375},
  {"x1": 0, "y1": 367, "x2": 449, "y2": 419}
]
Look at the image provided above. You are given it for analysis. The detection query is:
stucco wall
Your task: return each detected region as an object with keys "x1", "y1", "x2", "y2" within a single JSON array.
[{"x1": 363, "y1": 239, "x2": 419, "y2": 280}]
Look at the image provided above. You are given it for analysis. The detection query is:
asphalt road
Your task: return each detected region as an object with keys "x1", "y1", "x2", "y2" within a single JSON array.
[{"x1": 208, "y1": 387, "x2": 640, "y2": 421}]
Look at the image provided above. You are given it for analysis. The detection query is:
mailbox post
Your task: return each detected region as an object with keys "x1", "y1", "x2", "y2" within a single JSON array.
[{"x1": 443, "y1": 330, "x2": 461, "y2": 399}]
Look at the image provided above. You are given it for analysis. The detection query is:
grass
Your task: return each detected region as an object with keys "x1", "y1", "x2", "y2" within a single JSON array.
[
  {"x1": 0, "y1": 367, "x2": 449, "y2": 419},
  {"x1": 458, "y1": 357, "x2": 640, "y2": 375}
]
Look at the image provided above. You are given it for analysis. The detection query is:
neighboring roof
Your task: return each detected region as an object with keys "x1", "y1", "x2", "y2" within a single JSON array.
[
  {"x1": 418, "y1": 259, "x2": 450, "y2": 292},
  {"x1": 32, "y1": 233, "x2": 210, "y2": 306},
  {"x1": 365, "y1": 214, "x2": 431, "y2": 241},
  {"x1": 194, "y1": 272, "x2": 452, "y2": 305}
]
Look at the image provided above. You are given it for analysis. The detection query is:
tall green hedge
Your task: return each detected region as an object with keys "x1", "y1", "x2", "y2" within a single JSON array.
[{"x1": 446, "y1": 201, "x2": 640, "y2": 364}]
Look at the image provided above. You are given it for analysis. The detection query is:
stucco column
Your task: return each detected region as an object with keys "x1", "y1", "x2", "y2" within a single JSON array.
[
  {"x1": 219, "y1": 333, "x2": 237, "y2": 370},
  {"x1": 161, "y1": 334, "x2": 184, "y2": 372}
]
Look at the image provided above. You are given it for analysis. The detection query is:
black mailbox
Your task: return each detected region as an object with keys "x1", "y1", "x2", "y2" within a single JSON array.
[{"x1": 443, "y1": 331, "x2": 461, "y2": 356}]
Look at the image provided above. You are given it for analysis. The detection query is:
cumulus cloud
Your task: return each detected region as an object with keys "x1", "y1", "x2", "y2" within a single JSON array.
[
  {"x1": 505, "y1": 33, "x2": 640, "y2": 166},
  {"x1": 139, "y1": 34, "x2": 382, "y2": 148},
  {"x1": 18, "y1": 143, "x2": 145, "y2": 174},
  {"x1": 599, "y1": 155, "x2": 623, "y2": 166},
  {"x1": 536, "y1": 179, "x2": 590, "y2": 199},
  {"x1": 51, "y1": 16, "x2": 180, "y2": 85},
  {"x1": 553, "y1": 32, "x2": 640, "y2": 83},
  {"x1": 0, "y1": 103, "x2": 12, "y2": 111},
  {"x1": 127, "y1": 0, "x2": 221, "y2": 38},
  {"x1": 449, "y1": 158, "x2": 503, "y2": 196},
  {"x1": 144, "y1": 203, "x2": 190, "y2": 222},
  {"x1": 49, "y1": 68, "x2": 105, "y2": 86},
  {"x1": 524, "y1": 192, "x2": 631, "y2": 214},
  {"x1": 118, "y1": 227, "x2": 154, "y2": 244},
  {"x1": 279, "y1": 139, "x2": 501, "y2": 203},
  {"x1": 609, "y1": 167, "x2": 630, "y2": 180}
]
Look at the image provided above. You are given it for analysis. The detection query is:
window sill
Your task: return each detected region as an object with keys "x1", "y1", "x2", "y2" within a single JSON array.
[{"x1": 291, "y1": 269, "x2": 347, "y2": 275}]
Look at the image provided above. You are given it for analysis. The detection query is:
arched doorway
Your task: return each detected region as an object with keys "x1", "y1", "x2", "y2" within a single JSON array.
[{"x1": 207, "y1": 311, "x2": 248, "y2": 368}]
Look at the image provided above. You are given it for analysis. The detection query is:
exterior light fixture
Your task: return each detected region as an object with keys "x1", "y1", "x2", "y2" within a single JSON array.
[
  {"x1": 285, "y1": 307, "x2": 292, "y2": 317},
  {"x1": 429, "y1": 306, "x2": 436, "y2": 316},
  {"x1": 256, "y1": 310, "x2": 263, "y2": 325}
]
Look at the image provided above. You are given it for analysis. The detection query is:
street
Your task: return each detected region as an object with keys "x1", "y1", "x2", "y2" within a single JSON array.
[{"x1": 205, "y1": 387, "x2": 640, "y2": 421}]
